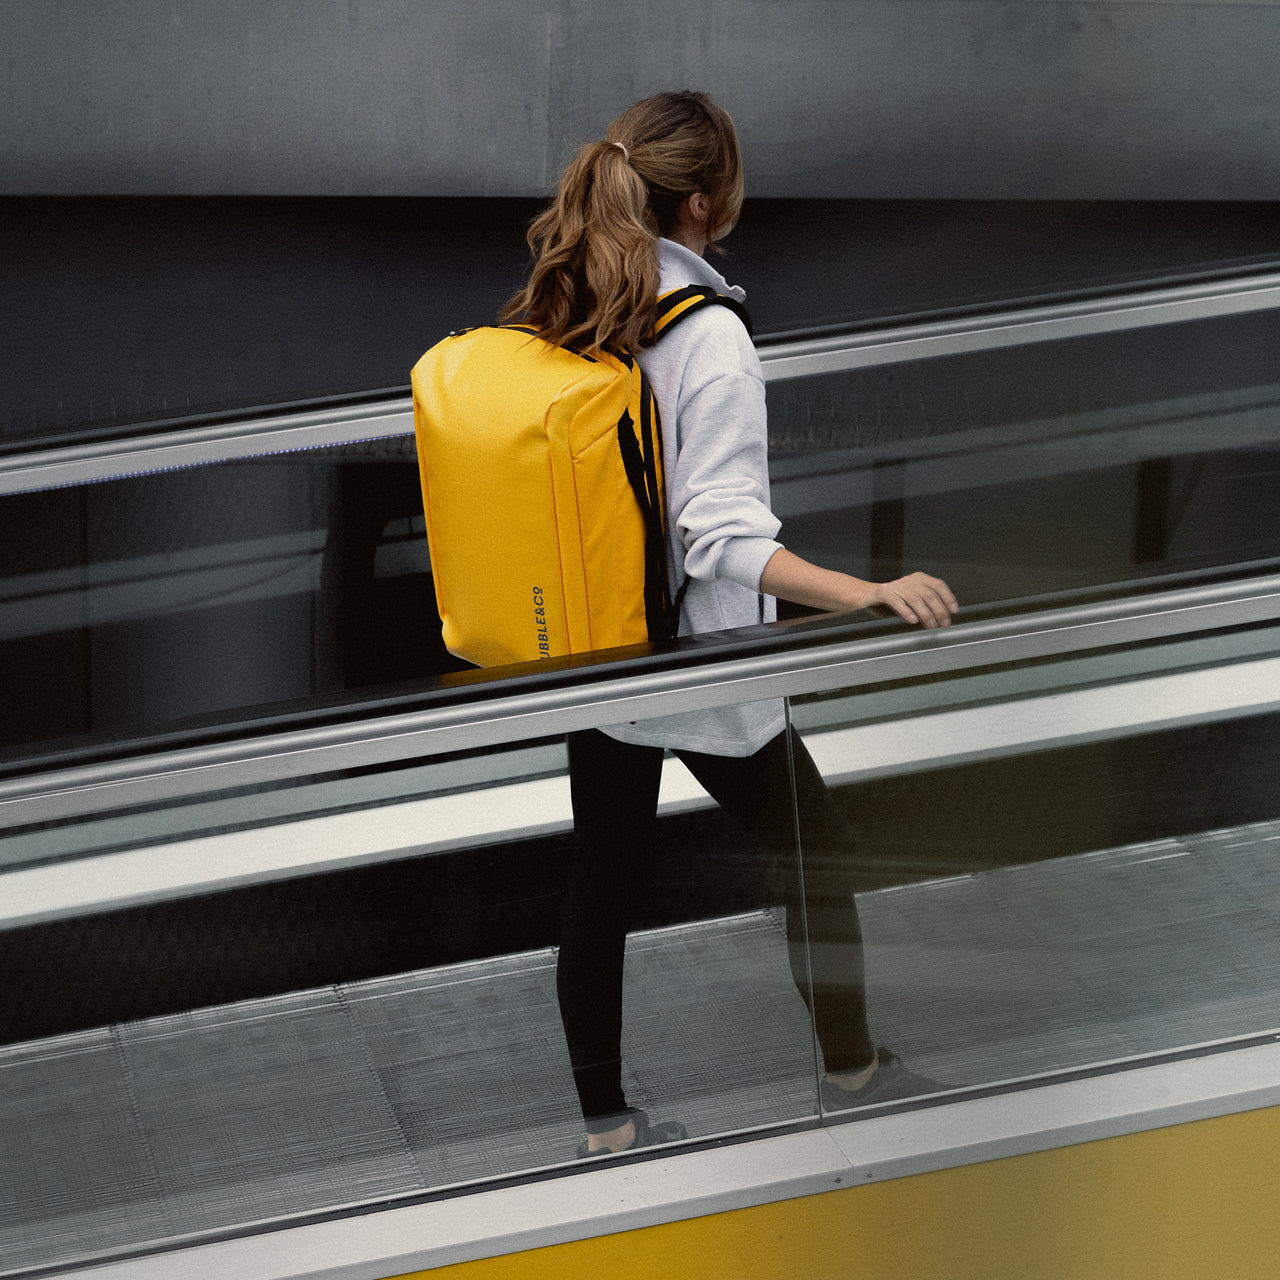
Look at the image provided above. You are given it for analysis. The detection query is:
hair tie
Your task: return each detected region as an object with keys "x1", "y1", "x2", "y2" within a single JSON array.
[{"x1": 611, "y1": 141, "x2": 630, "y2": 162}]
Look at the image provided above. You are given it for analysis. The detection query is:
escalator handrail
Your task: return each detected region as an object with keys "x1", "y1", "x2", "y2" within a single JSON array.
[
  {"x1": 3, "y1": 570, "x2": 1279, "y2": 828},
  {"x1": 4, "y1": 267, "x2": 1280, "y2": 496},
  {"x1": 756, "y1": 268, "x2": 1280, "y2": 379}
]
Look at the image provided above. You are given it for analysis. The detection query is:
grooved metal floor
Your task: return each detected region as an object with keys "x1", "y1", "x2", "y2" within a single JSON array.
[{"x1": 2, "y1": 820, "x2": 1278, "y2": 1276}]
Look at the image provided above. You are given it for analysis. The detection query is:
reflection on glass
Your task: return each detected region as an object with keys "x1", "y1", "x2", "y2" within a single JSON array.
[
  {"x1": 788, "y1": 648, "x2": 1280, "y2": 1100},
  {"x1": 0, "y1": 442, "x2": 457, "y2": 760},
  {"x1": 767, "y1": 308, "x2": 1280, "y2": 601}
]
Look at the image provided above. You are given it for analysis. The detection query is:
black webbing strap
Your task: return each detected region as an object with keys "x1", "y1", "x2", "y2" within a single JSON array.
[
  {"x1": 651, "y1": 285, "x2": 754, "y2": 341},
  {"x1": 615, "y1": 354, "x2": 679, "y2": 642}
]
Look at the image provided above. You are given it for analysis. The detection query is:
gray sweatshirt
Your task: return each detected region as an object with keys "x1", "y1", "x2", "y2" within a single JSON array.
[{"x1": 602, "y1": 238, "x2": 787, "y2": 757}]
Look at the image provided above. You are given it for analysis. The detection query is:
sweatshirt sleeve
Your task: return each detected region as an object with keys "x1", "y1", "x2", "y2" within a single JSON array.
[{"x1": 668, "y1": 322, "x2": 784, "y2": 590}]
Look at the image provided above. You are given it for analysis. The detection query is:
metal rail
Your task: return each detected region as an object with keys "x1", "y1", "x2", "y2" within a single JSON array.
[
  {"x1": 757, "y1": 269, "x2": 1280, "y2": 379},
  {"x1": 3, "y1": 269, "x2": 1279, "y2": 495},
  {"x1": 3, "y1": 571, "x2": 1279, "y2": 829}
]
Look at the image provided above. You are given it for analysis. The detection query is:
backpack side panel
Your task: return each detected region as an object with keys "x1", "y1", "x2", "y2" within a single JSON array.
[{"x1": 563, "y1": 353, "x2": 650, "y2": 655}]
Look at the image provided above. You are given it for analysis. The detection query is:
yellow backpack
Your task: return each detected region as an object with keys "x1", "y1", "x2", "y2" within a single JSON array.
[{"x1": 411, "y1": 286, "x2": 751, "y2": 667}]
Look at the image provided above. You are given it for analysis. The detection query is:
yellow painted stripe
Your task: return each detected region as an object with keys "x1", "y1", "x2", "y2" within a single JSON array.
[{"x1": 388, "y1": 1104, "x2": 1280, "y2": 1280}]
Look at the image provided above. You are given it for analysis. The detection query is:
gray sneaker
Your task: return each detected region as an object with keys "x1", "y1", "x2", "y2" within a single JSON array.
[
  {"x1": 576, "y1": 1108, "x2": 687, "y2": 1159},
  {"x1": 819, "y1": 1047, "x2": 941, "y2": 1113}
]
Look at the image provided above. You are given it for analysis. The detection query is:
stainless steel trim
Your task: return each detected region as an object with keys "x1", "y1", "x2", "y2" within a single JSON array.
[
  {"x1": 8, "y1": 656, "x2": 1278, "y2": 930},
  {"x1": 4, "y1": 271, "x2": 1279, "y2": 494},
  {"x1": 759, "y1": 271, "x2": 1280, "y2": 381},
  {"x1": 3, "y1": 573, "x2": 1279, "y2": 827},
  {"x1": 0, "y1": 402, "x2": 415, "y2": 497}
]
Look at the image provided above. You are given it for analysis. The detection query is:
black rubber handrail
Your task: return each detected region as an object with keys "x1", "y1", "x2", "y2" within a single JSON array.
[{"x1": 2, "y1": 562, "x2": 1279, "y2": 831}]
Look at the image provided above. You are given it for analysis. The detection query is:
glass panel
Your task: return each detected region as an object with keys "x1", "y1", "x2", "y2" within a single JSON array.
[
  {"x1": 0, "y1": 691, "x2": 819, "y2": 1271},
  {"x1": 0, "y1": 438, "x2": 463, "y2": 761},
  {"x1": 7, "y1": 304, "x2": 1280, "y2": 765},
  {"x1": 768, "y1": 306, "x2": 1280, "y2": 607},
  {"x1": 787, "y1": 618, "x2": 1280, "y2": 1109}
]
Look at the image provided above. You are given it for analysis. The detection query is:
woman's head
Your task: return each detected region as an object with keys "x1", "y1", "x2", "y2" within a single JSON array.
[
  {"x1": 608, "y1": 91, "x2": 743, "y2": 248},
  {"x1": 502, "y1": 91, "x2": 743, "y2": 354}
]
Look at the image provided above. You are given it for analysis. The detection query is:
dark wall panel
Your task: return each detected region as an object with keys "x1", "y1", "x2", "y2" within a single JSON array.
[
  {"x1": 6, "y1": 1, "x2": 1280, "y2": 200},
  {"x1": 5, "y1": 196, "x2": 1279, "y2": 451}
]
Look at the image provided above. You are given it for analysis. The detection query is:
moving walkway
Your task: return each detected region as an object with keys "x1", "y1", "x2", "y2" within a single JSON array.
[{"x1": 1, "y1": 263, "x2": 1279, "y2": 1278}]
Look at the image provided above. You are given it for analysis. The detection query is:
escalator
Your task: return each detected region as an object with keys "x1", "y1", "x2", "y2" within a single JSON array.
[{"x1": 1, "y1": 259, "x2": 1279, "y2": 1278}]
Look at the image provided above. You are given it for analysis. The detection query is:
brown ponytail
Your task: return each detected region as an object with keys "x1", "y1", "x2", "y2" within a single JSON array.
[{"x1": 502, "y1": 91, "x2": 743, "y2": 355}]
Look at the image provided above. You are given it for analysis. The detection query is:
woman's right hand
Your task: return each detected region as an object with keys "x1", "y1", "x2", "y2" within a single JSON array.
[
  {"x1": 760, "y1": 549, "x2": 958, "y2": 628},
  {"x1": 859, "y1": 571, "x2": 959, "y2": 629}
]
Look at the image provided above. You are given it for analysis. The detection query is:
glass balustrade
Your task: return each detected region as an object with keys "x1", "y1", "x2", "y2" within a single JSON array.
[{"x1": 2, "y1": 274, "x2": 1280, "y2": 1276}]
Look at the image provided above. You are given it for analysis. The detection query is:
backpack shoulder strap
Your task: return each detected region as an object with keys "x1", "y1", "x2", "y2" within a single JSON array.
[
  {"x1": 620, "y1": 287, "x2": 752, "y2": 643},
  {"x1": 652, "y1": 285, "x2": 754, "y2": 342}
]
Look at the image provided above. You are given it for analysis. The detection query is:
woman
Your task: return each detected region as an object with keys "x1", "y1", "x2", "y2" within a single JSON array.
[{"x1": 503, "y1": 91, "x2": 958, "y2": 1157}]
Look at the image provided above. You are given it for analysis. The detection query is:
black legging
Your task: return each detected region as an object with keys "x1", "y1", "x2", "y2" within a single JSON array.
[{"x1": 558, "y1": 724, "x2": 875, "y2": 1130}]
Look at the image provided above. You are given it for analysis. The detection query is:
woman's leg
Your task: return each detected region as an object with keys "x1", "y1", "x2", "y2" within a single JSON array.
[
  {"x1": 675, "y1": 727, "x2": 876, "y2": 1074},
  {"x1": 557, "y1": 728, "x2": 665, "y2": 1130}
]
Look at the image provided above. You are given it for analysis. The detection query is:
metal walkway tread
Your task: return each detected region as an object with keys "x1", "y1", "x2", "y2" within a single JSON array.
[{"x1": 1, "y1": 820, "x2": 1277, "y2": 1276}]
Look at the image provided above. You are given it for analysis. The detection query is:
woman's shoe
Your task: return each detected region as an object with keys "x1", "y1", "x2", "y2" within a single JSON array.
[
  {"x1": 575, "y1": 1108, "x2": 688, "y2": 1159},
  {"x1": 820, "y1": 1047, "x2": 941, "y2": 1113}
]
